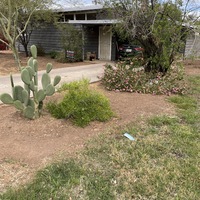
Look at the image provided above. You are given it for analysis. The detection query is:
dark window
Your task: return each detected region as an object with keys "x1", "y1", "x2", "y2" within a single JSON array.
[
  {"x1": 87, "y1": 13, "x2": 97, "y2": 20},
  {"x1": 65, "y1": 14, "x2": 74, "y2": 21},
  {"x1": 76, "y1": 14, "x2": 85, "y2": 20}
]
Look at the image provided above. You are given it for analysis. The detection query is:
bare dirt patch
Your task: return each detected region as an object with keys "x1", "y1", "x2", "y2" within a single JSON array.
[
  {"x1": 0, "y1": 50, "x2": 97, "y2": 76},
  {"x1": 0, "y1": 52, "x2": 199, "y2": 193}
]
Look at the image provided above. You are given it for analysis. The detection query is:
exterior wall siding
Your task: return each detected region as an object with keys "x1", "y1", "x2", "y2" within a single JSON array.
[
  {"x1": 18, "y1": 24, "x2": 62, "y2": 53},
  {"x1": 18, "y1": 24, "x2": 84, "y2": 55}
]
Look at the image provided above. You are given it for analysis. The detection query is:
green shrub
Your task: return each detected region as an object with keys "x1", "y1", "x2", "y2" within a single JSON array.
[
  {"x1": 57, "y1": 24, "x2": 83, "y2": 63},
  {"x1": 46, "y1": 79, "x2": 114, "y2": 127},
  {"x1": 49, "y1": 51, "x2": 59, "y2": 59},
  {"x1": 101, "y1": 62, "x2": 187, "y2": 95},
  {"x1": 58, "y1": 78, "x2": 89, "y2": 92},
  {"x1": 55, "y1": 51, "x2": 66, "y2": 63}
]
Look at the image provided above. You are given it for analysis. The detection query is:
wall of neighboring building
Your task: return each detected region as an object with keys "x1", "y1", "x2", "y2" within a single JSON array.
[{"x1": 184, "y1": 32, "x2": 200, "y2": 58}]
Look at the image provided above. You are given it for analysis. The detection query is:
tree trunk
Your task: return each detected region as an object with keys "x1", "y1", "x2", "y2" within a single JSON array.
[
  {"x1": 24, "y1": 43, "x2": 29, "y2": 57},
  {"x1": 10, "y1": 44, "x2": 22, "y2": 71}
]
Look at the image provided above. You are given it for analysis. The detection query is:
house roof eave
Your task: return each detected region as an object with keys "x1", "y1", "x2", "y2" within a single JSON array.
[{"x1": 67, "y1": 19, "x2": 119, "y2": 25}]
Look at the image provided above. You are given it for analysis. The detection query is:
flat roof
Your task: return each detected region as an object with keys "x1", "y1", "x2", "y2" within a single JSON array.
[{"x1": 55, "y1": 5, "x2": 103, "y2": 13}]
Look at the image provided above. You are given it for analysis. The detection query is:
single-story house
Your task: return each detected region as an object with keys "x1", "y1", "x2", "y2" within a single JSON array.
[
  {"x1": 18, "y1": 5, "x2": 118, "y2": 61},
  {"x1": 17, "y1": 4, "x2": 200, "y2": 60}
]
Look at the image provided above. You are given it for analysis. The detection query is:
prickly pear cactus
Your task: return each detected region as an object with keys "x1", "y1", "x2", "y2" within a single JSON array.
[{"x1": 0, "y1": 45, "x2": 61, "y2": 119}]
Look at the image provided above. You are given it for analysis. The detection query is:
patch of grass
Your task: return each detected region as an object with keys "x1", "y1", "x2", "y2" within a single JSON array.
[
  {"x1": 147, "y1": 115, "x2": 179, "y2": 127},
  {"x1": 168, "y1": 93, "x2": 200, "y2": 125},
  {"x1": 187, "y1": 75, "x2": 200, "y2": 95},
  {"x1": 168, "y1": 95, "x2": 197, "y2": 110},
  {"x1": 80, "y1": 116, "x2": 200, "y2": 199},
  {"x1": 1, "y1": 160, "x2": 84, "y2": 199}
]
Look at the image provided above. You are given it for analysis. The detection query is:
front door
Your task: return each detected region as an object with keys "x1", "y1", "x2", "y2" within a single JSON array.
[{"x1": 99, "y1": 26, "x2": 112, "y2": 60}]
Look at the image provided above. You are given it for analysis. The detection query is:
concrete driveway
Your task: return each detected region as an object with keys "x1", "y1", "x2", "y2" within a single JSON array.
[{"x1": 0, "y1": 62, "x2": 110, "y2": 101}]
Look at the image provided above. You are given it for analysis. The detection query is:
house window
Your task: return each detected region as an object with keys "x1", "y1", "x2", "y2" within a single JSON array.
[
  {"x1": 76, "y1": 14, "x2": 85, "y2": 20},
  {"x1": 87, "y1": 13, "x2": 97, "y2": 20},
  {"x1": 65, "y1": 14, "x2": 74, "y2": 21}
]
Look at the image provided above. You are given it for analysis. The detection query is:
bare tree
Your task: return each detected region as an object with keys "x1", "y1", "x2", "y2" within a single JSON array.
[
  {"x1": 18, "y1": 8, "x2": 56, "y2": 57},
  {"x1": 0, "y1": 0, "x2": 54, "y2": 70}
]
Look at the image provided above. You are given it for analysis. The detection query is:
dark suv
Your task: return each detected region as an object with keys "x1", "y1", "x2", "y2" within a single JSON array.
[{"x1": 117, "y1": 44, "x2": 144, "y2": 60}]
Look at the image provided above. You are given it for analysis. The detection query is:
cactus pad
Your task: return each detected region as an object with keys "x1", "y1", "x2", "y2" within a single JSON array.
[
  {"x1": 0, "y1": 93, "x2": 13, "y2": 104},
  {"x1": 53, "y1": 76, "x2": 61, "y2": 86},
  {"x1": 36, "y1": 89, "x2": 46, "y2": 102},
  {"x1": 30, "y1": 45, "x2": 37, "y2": 59},
  {"x1": 33, "y1": 59, "x2": 38, "y2": 72},
  {"x1": 24, "y1": 106, "x2": 35, "y2": 119},
  {"x1": 45, "y1": 84, "x2": 55, "y2": 96},
  {"x1": 14, "y1": 100, "x2": 24, "y2": 110},
  {"x1": 22, "y1": 89, "x2": 29, "y2": 106},
  {"x1": 46, "y1": 63, "x2": 53, "y2": 73},
  {"x1": 42, "y1": 73, "x2": 51, "y2": 89},
  {"x1": 21, "y1": 69, "x2": 31, "y2": 85},
  {"x1": 28, "y1": 57, "x2": 34, "y2": 68},
  {"x1": 13, "y1": 86, "x2": 24, "y2": 102}
]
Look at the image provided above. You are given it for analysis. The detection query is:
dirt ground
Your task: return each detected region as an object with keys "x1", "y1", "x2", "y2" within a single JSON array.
[
  {"x1": 0, "y1": 51, "x2": 199, "y2": 193},
  {"x1": 0, "y1": 50, "x2": 97, "y2": 76}
]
